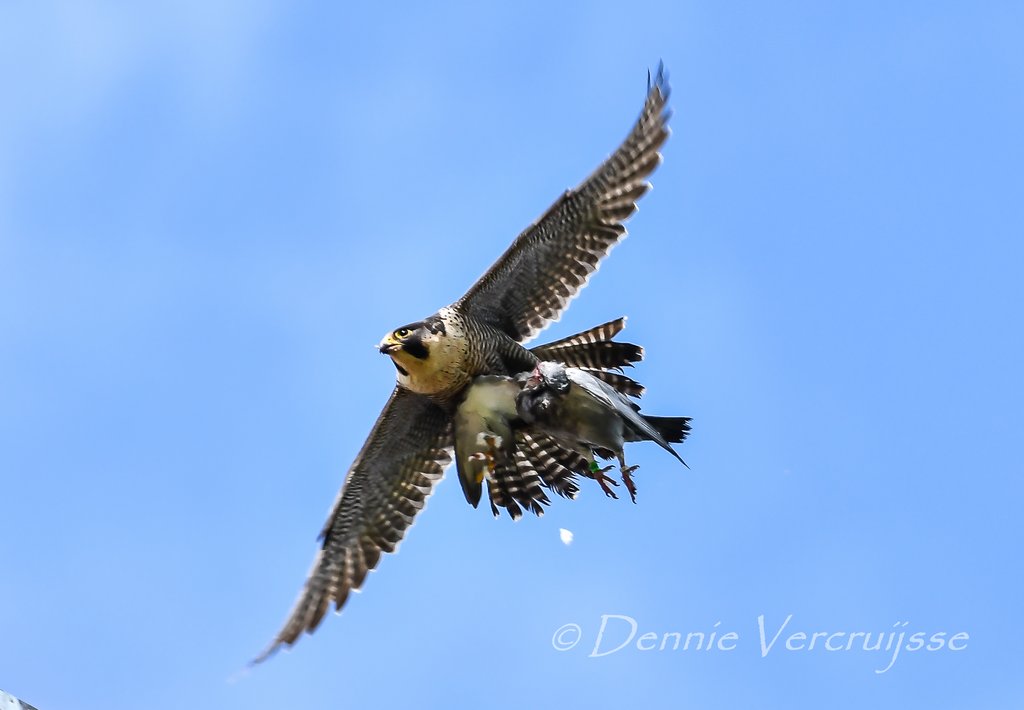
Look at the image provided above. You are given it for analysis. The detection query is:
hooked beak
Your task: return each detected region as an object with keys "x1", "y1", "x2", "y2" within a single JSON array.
[{"x1": 378, "y1": 339, "x2": 401, "y2": 355}]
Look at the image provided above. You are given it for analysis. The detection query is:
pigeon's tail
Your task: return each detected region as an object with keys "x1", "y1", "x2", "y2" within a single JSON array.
[
  {"x1": 643, "y1": 415, "x2": 692, "y2": 445},
  {"x1": 530, "y1": 317, "x2": 644, "y2": 373},
  {"x1": 638, "y1": 415, "x2": 692, "y2": 468}
]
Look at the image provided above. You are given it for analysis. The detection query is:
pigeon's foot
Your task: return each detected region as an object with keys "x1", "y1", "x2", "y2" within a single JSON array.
[
  {"x1": 620, "y1": 464, "x2": 640, "y2": 503},
  {"x1": 585, "y1": 463, "x2": 619, "y2": 499}
]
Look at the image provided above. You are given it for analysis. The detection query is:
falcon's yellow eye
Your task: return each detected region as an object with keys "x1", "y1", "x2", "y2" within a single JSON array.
[{"x1": 394, "y1": 328, "x2": 411, "y2": 339}]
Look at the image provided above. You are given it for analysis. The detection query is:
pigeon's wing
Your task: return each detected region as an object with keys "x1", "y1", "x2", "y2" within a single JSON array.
[
  {"x1": 567, "y1": 366, "x2": 663, "y2": 435},
  {"x1": 565, "y1": 366, "x2": 632, "y2": 412},
  {"x1": 456, "y1": 66, "x2": 671, "y2": 343},
  {"x1": 567, "y1": 367, "x2": 682, "y2": 461},
  {"x1": 254, "y1": 387, "x2": 452, "y2": 662}
]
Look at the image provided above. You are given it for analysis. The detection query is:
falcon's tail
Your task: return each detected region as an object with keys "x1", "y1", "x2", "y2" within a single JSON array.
[
  {"x1": 486, "y1": 429, "x2": 590, "y2": 519},
  {"x1": 530, "y1": 317, "x2": 643, "y2": 373},
  {"x1": 516, "y1": 430, "x2": 586, "y2": 499},
  {"x1": 485, "y1": 446, "x2": 549, "y2": 520}
]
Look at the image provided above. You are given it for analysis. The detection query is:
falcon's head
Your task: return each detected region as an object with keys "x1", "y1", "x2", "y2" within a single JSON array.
[
  {"x1": 378, "y1": 321, "x2": 433, "y2": 376},
  {"x1": 377, "y1": 313, "x2": 464, "y2": 396}
]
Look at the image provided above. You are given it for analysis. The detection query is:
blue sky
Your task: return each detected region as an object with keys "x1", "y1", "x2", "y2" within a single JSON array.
[{"x1": 2, "y1": 2, "x2": 1022, "y2": 708}]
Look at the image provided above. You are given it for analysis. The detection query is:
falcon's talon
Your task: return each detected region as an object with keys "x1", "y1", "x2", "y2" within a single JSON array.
[
  {"x1": 467, "y1": 434, "x2": 503, "y2": 478},
  {"x1": 467, "y1": 451, "x2": 494, "y2": 476}
]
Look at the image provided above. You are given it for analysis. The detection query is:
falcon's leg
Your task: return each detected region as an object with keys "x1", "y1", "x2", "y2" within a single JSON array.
[
  {"x1": 473, "y1": 433, "x2": 525, "y2": 518},
  {"x1": 470, "y1": 434, "x2": 502, "y2": 517},
  {"x1": 617, "y1": 452, "x2": 640, "y2": 504},
  {"x1": 585, "y1": 460, "x2": 619, "y2": 499},
  {"x1": 468, "y1": 433, "x2": 502, "y2": 479}
]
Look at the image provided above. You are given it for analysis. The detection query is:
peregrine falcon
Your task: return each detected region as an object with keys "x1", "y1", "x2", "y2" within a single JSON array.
[
  {"x1": 516, "y1": 361, "x2": 691, "y2": 502},
  {"x1": 256, "y1": 66, "x2": 671, "y2": 661}
]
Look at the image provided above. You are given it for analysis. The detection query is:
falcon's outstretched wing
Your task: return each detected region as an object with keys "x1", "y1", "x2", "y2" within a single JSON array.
[
  {"x1": 254, "y1": 387, "x2": 452, "y2": 662},
  {"x1": 456, "y1": 66, "x2": 671, "y2": 343}
]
